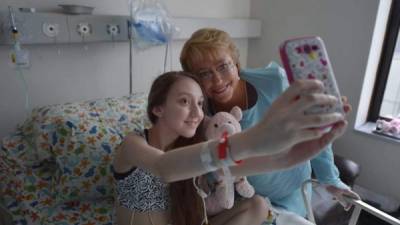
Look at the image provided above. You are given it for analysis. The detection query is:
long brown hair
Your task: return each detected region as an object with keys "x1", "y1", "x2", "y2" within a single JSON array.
[
  {"x1": 147, "y1": 71, "x2": 207, "y2": 225},
  {"x1": 168, "y1": 136, "x2": 206, "y2": 225}
]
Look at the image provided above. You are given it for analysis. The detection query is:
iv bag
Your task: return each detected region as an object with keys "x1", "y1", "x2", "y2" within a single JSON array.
[{"x1": 128, "y1": 0, "x2": 179, "y2": 50}]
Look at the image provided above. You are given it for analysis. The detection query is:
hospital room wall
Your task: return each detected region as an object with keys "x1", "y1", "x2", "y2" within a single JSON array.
[
  {"x1": 248, "y1": 0, "x2": 400, "y2": 201},
  {"x1": 0, "y1": 0, "x2": 250, "y2": 139}
]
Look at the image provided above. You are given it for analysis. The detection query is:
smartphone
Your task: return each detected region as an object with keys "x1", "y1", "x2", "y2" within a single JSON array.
[{"x1": 279, "y1": 36, "x2": 344, "y2": 116}]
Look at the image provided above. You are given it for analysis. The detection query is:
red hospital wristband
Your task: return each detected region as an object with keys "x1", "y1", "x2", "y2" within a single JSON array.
[{"x1": 218, "y1": 131, "x2": 242, "y2": 165}]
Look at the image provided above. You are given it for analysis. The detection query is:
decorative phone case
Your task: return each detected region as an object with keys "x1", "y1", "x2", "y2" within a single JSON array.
[{"x1": 280, "y1": 36, "x2": 344, "y2": 115}]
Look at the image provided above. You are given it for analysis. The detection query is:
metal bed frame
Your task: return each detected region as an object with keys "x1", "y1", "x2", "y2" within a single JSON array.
[{"x1": 302, "y1": 179, "x2": 400, "y2": 225}]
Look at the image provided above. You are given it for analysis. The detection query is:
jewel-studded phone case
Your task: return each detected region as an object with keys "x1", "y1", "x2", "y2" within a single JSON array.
[{"x1": 280, "y1": 36, "x2": 344, "y2": 115}]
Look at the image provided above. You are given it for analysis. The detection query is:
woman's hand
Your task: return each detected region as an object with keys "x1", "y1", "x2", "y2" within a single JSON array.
[
  {"x1": 280, "y1": 119, "x2": 348, "y2": 167},
  {"x1": 325, "y1": 184, "x2": 361, "y2": 211},
  {"x1": 278, "y1": 95, "x2": 351, "y2": 166},
  {"x1": 229, "y1": 119, "x2": 348, "y2": 177},
  {"x1": 243, "y1": 79, "x2": 345, "y2": 156}
]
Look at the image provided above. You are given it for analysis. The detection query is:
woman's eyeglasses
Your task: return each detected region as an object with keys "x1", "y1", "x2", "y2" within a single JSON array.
[{"x1": 197, "y1": 61, "x2": 235, "y2": 80}]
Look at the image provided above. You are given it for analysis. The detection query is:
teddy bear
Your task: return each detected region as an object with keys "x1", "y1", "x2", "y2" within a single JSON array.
[{"x1": 200, "y1": 106, "x2": 255, "y2": 216}]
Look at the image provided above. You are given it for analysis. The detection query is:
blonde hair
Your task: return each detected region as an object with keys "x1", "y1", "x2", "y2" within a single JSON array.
[{"x1": 180, "y1": 28, "x2": 240, "y2": 72}]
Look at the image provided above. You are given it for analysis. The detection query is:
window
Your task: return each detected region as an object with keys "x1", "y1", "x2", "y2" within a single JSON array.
[
  {"x1": 355, "y1": 0, "x2": 400, "y2": 141},
  {"x1": 368, "y1": 0, "x2": 400, "y2": 122}
]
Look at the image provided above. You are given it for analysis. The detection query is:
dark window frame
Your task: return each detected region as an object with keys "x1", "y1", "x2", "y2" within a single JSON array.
[{"x1": 367, "y1": 0, "x2": 400, "y2": 122}]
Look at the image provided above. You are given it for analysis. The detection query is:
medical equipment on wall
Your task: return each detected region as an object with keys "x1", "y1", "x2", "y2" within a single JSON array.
[
  {"x1": 0, "y1": 7, "x2": 131, "y2": 111},
  {"x1": 127, "y1": 0, "x2": 179, "y2": 93},
  {"x1": 0, "y1": 11, "x2": 129, "y2": 45},
  {"x1": 8, "y1": 6, "x2": 31, "y2": 116},
  {"x1": 0, "y1": 6, "x2": 260, "y2": 97},
  {"x1": 128, "y1": 0, "x2": 178, "y2": 50},
  {"x1": 0, "y1": 10, "x2": 260, "y2": 45},
  {"x1": 8, "y1": 7, "x2": 30, "y2": 69}
]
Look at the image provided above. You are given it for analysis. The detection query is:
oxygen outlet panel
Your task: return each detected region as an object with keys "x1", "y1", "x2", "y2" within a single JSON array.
[
  {"x1": 0, "y1": 11, "x2": 69, "y2": 44},
  {"x1": 67, "y1": 15, "x2": 127, "y2": 43},
  {"x1": 0, "y1": 11, "x2": 128, "y2": 45}
]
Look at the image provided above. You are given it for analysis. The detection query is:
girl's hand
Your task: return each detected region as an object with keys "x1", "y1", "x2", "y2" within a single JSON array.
[{"x1": 245, "y1": 79, "x2": 345, "y2": 156}]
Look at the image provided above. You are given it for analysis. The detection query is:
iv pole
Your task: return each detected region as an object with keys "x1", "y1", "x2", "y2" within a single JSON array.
[
  {"x1": 128, "y1": 0, "x2": 134, "y2": 95},
  {"x1": 128, "y1": 19, "x2": 133, "y2": 95}
]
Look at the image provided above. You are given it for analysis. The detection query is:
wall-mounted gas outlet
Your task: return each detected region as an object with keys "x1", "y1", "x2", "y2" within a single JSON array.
[
  {"x1": 77, "y1": 23, "x2": 91, "y2": 36},
  {"x1": 107, "y1": 24, "x2": 120, "y2": 36},
  {"x1": 67, "y1": 15, "x2": 128, "y2": 43},
  {"x1": 42, "y1": 23, "x2": 59, "y2": 38},
  {"x1": 0, "y1": 11, "x2": 69, "y2": 44}
]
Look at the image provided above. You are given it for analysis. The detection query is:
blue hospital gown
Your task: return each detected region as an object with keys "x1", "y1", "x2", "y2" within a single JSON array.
[{"x1": 240, "y1": 62, "x2": 348, "y2": 217}]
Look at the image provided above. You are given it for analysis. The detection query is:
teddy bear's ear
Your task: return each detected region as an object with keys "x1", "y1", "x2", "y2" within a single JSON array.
[{"x1": 230, "y1": 106, "x2": 242, "y2": 121}]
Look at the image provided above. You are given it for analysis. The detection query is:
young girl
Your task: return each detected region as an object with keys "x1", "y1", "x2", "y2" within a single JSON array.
[{"x1": 113, "y1": 71, "x2": 346, "y2": 225}]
